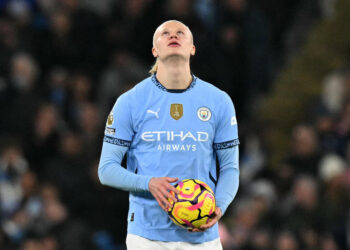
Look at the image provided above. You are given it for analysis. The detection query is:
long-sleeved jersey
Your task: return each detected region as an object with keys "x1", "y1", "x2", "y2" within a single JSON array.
[{"x1": 98, "y1": 74, "x2": 239, "y2": 243}]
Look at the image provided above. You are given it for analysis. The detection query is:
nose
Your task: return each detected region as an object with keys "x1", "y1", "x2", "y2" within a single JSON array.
[{"x1": 169, "y1": 33, "x2": 178, "y2": 39}]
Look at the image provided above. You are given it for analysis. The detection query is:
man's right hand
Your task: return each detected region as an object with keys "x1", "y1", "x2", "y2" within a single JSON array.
[{"x1": 149, "y1": 177, "x2": 179, "y2": 212}]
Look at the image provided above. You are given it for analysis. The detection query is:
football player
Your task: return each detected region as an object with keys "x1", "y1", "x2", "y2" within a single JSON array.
[{"x1": 98, "y1": 20, "x2": 240, "y2": 250}]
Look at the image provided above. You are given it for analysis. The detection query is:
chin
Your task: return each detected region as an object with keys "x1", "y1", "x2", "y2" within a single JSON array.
[{"x1": 163, "y1": 54, "x2": 188, "y2": 61}]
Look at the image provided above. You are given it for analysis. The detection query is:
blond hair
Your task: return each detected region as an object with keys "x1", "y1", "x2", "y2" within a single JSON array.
[{"x1": 149, "y1": 58, "x2": 159, "y2": 75}]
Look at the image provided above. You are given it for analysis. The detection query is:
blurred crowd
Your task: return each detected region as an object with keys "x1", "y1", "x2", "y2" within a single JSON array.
[
  {"x1": 221, "y1": 70, "x2": 350, "y2": 249},
  {"x1": 0, "y1": 0, "x2": 347, "y2": 249}
]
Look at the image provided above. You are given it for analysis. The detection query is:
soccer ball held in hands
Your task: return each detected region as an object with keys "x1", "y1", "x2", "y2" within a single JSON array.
[{"x1": 168, "y1": 179, "x2": 216, "y2": 229}]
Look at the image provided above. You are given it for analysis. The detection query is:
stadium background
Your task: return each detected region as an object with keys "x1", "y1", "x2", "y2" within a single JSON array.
[{"x1": 0, "y1": 0, "x2": 349, "y2": 249}]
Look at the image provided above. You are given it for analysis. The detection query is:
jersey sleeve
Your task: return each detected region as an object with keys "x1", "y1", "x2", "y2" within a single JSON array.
[
  {"x1": 98, "y1": 143, "x2": 152, "y2": 192},
  {"x1": 215, "y1": 146, "x2": 240, "y2": 214},
  {"x1": 213, "y1": 92, "x2": 239, "y2": 149},
  {"x1": 104, "y1": 92, "x2": 134, "y2": 146},
  {"x1": 99, "y1": 91, "x2": 152, "y2": 192}
]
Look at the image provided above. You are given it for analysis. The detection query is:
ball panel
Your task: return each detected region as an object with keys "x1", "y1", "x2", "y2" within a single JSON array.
[
  {"x1": 193, "y1": 179, "x2": 215, "y2": 195},
  {"x1": 191, "y1": 216, "x2": 209, "y2": 228},
  {"x1": 197, "y1": 191, "x2": 216, "y2": 217},
  {"x1": 169, "y1": 216, "x2": 187, "y2": 228},
  {"x1": 177, "y1": 180, "x2": 201, "y2": 201},
  {"x1": 172, "y1": 201, "x2": 199, "y2": 224}
]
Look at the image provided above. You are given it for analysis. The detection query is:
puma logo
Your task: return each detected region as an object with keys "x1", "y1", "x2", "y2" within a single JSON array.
[{"x1": 147, "y1": 108, "x2": 160, "y2": 119}]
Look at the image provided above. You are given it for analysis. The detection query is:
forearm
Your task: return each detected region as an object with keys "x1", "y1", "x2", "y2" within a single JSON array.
[
  {"x1": 215, "y1": 146, "x2": 240, "y2": 215},
  {"x1": 98, "y1": 142, "x2": 151, "y2": 192}
]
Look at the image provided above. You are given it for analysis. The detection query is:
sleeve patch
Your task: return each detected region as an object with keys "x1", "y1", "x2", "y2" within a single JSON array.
[
  {"x1": 103, "y1": 135, "x2": 131, "y2": 147},
  {"x1": 213, "y1": 139, "x2": 240, "y2": 150},
  {"x1": 105, "y1": 127, "x2": 116, "y2": 135}
]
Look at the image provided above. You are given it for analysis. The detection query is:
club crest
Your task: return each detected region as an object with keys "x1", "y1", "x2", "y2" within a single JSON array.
[
  {"x1": 197, "y1": 107, "x2": 211, "y2": 121},
  {"x1": 170, "y1": 104, "x2": 183, "y2": 120}
]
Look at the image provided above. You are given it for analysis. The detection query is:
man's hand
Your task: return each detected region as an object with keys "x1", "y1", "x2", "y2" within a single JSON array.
[
  {"x1": 189, "y1": 207, "x2": 222, "y2": 232},
  {"x1": 149, "y1": 177, "x2": 179, "y2": 212}
]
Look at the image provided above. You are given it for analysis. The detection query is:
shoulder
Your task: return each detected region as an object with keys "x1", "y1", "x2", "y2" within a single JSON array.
[
  {"x1": 195, "y1": 77, "x2": 232, "y2": 103},
  {"x1": 116, "y1": 76, "x2": 153, "y2": 103},
  {"x1": 131, "y1": 76, "x2": 153, "y2": 93}
]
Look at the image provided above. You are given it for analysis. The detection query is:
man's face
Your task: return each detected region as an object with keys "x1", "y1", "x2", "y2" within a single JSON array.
[{"x1": 152, "y1": 21, "x2": 195, "y2": 61}]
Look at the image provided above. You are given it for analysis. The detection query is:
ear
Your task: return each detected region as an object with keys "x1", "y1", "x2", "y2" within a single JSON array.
[
  {"x1": 152, "y1": 47, "x2": 158, "y2": 58},
  {"x1": 190, "y1": 45, "x2": 196, "y2": 56}
]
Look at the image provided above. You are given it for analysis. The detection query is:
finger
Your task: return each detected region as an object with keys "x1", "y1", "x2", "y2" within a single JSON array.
[
  {"x1": 215, "y1": 207, "x2": 222, "y2": 218},
  {"x1": 165, "y1": 177, "x2": 178, "y2": 183},
  {"x1": 157, "y1": 199, "x2": 167, "y2": 212},
  {"x1": 200, "y1": 218, "x2": 217, "y2": 230},
  {"x1": 161, "y1": 186, "x2": 177, "y2": 203},
  {"x1": 152, "y1": 188, "x2": 174, "y2": 211},
  {"x1": 168, "y1": 184, "x2": 180, "y2": 194},
  {"x1": 155, "y1": 195, "x2": 167, "y2": 212},
  {"x1": 202, "y1": 219, "x2": 215, "y2": 228},
  {"x1": 167, "y1": 192, "x2": 177, "y2": 203},
  {"x1": 159, "y1": 192, "x2": 173, "y2": 209},
  {"x1": 201, "y1": 214, "x2": 220, "y2": 228},
  {"x1": 165, "y1": 187, "x2": 178, "y2": 202}
]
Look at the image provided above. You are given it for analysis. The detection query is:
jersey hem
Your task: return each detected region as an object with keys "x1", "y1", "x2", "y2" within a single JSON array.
[{"x1": 127, "y1": 224, "x2": 219, "y2": 244}]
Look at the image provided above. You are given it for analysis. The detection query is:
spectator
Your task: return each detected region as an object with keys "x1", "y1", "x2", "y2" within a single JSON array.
[
  {"x1": 25, "y1": 103, "x2": 61, "y2": 175},
  {"x1": 275, "y1": 230, "x2": 298, "y2": 250},
  {"x1": 0, "y1": 139, "x2": 28, "y2": 220},
  {"x1": 285, "y1": 124, "x2": 323, "y2": 176}
]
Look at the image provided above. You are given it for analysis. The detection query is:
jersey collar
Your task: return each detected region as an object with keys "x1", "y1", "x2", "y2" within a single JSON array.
[{"x1": 151, "y1": 74, "x2": 197, "y2": 93}]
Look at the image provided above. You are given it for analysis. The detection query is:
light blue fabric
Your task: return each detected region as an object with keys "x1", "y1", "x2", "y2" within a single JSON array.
[
  {"x1": 98, "y1": 144, "x2": 151, "y2": 192},
  {"x1": 98, "y1": 75, "x2": 240, "y2": 243},
  {"x1": 215, "y1": 146, "x2": 239, "y2": 215}
]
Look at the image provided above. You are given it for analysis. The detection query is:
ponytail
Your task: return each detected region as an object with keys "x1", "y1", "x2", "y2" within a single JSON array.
[{"x1": 149, "y1": 59, "x2": 159, "y2": 75}]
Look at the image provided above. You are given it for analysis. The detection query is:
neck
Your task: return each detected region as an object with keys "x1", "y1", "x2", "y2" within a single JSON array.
[{"x1": 155, "y1": 57, "x2": 192, "y2": 89}]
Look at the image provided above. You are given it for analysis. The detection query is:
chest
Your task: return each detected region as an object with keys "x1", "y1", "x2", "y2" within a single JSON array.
[{"x1": 132, "y1": 94, "x2": 216, "y2": 147}]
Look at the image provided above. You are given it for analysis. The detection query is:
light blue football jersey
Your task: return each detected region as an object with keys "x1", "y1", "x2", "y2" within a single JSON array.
[{"x1": 102, "y1": 75, "x2": 239, "y2": 243}]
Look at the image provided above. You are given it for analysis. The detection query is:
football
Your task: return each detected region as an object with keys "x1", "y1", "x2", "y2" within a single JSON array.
[{"x1": 168, "y1": 179, "x2": 216, "y2": 229}]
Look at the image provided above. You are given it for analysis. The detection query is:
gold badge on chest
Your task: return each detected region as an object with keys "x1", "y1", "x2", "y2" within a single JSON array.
[{"x1": 170, "y1": 103, "x2": 183, "y2": 120}]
